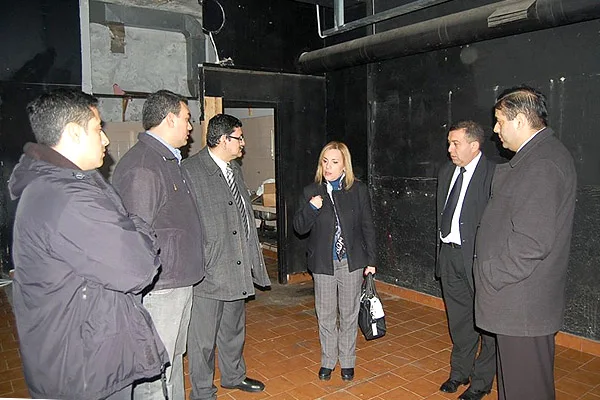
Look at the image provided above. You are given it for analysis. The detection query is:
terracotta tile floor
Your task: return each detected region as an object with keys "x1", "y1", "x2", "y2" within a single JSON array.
[{"x1": 2, "y1": 251, "x2": 600, "y2": 399}]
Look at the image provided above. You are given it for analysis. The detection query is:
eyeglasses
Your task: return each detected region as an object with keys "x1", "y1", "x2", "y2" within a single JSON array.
[{"x1": 227, "y1": 134, "x2": 245, "y2": 142}]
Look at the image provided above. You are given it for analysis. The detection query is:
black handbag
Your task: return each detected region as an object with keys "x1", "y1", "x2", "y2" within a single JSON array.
[{"x1": 358, "y1": 273, "x2": 386, "y2": 340}]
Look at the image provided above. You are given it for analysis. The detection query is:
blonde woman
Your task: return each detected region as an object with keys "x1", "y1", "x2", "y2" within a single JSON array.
[{"x1": 294, "y1": 141, "x2": 376, "y2": 382}]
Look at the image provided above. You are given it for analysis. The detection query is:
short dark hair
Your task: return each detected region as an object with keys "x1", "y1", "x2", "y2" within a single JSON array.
[
  {"x1": 26, "y1": 89, "x2": 98, "y2": 147},
  {"x1": 142, "y1": 90, "x2": 188, "y2": 131},
  {"x1": 449, "y1": 120, "x2": 485, "y2": 145},
  {"x1": 206, "y1": 114, "x2": 243, "y2": 148},
  {"x1": 494, "y1": 85, "x2": 548, "y2": 130}
]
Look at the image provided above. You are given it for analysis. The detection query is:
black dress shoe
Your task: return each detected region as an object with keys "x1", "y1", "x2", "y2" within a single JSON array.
[
  {"x1": 221, "y1": 377, "x2": 265, "y2": 392},
  {"x1": 458, "y1": 386, "x2": 491, "y2": 400},
  {"x1": 439, "y1": 377, "x2": 469, "y2": 393},
  {"x1": 318, "y1": 367, "x2": 333, "y2": 381},
  {"x1": 341, "y1": 368, "x2": 354, "y2": 381}
]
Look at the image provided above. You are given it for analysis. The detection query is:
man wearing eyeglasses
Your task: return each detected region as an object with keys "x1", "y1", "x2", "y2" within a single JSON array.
[{"x1": 183, "y1": 113, "x2": 271, "y2": 400}]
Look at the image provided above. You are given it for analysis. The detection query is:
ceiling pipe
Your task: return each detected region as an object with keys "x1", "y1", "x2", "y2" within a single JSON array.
[{"x1": 299, "y1": 0, "x2": 600, "y2": 74}]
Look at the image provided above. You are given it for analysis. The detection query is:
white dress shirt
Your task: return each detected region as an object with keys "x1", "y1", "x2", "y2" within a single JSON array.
[
  {"x1": 516, "y1": 128, "x2": 544, "y2": 153},
  {"x1": 208, "y1": 149, "x2": 252, "y2": 234},
  {"x1": 441, "y1": 152, "x2": 482, "y2": 245}
]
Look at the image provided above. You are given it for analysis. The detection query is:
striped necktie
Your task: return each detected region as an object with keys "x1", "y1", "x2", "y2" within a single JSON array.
[{"x1": 226, "y1": 164, "x2": 249, "y2": 240}]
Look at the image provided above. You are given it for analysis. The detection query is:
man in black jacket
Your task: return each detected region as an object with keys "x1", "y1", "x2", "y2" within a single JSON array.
[
  {"x1": 436, "y1": 121, "x2": 496, "y2": 400},
  {"x1": 9, "y1": 89, "x2": 167, "y2": 400},
  {"x1": 113, "y1": 90, "x2": 205, "y2": 400}
]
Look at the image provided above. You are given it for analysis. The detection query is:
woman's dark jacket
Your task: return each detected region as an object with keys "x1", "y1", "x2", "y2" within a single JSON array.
[
  {"x1": 293, "y1": 180, "x2": 376, "y2": 275},
  {"x1": 8, "y1": 143, "x2": 168, "y2": 400}
]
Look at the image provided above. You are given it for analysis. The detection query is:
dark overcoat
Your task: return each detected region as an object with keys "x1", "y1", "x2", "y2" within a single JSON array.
[
  {"x1": 112, "y1": 132, "x2": 205, "y2": 290},
  {"x1": 474, "y1": 128, "x2": 577, "y2": 336}
]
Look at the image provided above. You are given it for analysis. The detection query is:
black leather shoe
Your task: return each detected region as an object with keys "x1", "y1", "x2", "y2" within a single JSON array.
[
  {"x1": 439, "y1": 377, "x2": 469, "y2": 393},
  {"x1": 458, "y1": 386, "x2": 491, "y2": 400},
  {"x1": 221, "y1": 377, "x2": 265, "y2": 392},
  {"x1": 341, "y1": 368, "x2": 354, "y2": 381},
  {"x1": 318, "y1": 367, "x2": 333, "y2": 381}
]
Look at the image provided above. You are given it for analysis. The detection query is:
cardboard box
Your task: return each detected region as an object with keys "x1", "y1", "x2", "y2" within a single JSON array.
[{"x1": 263, "y1": 183, "x2": 276, "y2": 206}]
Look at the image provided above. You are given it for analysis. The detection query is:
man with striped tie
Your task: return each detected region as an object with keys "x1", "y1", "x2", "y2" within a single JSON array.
[{"x1": 183, "y1": 114, "x2": 271, "y2": 400}]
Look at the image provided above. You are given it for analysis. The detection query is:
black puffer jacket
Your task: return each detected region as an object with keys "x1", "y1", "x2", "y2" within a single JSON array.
[{"x1": 8, "y1": 143, "x2": 168, "y2": 400}]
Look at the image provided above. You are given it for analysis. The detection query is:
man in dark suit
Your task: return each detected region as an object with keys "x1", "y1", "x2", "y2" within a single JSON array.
[
  {"x1": 436, "y1": 121, "x2": 496, "y2": 400},
  {"x1": 183, "y1": 114, "x2": 271, "y2": 400},
  {"x1": 474, "y1": 86, "x2": 577, "y2": 400}
]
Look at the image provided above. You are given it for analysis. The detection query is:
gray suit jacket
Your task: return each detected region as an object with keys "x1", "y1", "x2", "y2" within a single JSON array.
[
  {"x1": 474, "y1": 128, "x2": 577, "y2": 336},
  {"x1": 183, "y1": 147, "x2": 270, "y2": 301},
  {"x1": 435, "y1": 153, "x2": 495, "y2": 290}
]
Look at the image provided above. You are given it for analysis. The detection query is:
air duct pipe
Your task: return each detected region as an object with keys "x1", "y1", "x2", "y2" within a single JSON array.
[{"x1": 298, "y1": 0, "x2": 600, "y2": 74}]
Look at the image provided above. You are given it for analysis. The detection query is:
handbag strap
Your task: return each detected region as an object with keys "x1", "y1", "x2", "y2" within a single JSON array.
[
  {"x1": 371, "y1": 275, "x2": 380, "y2": 298},
  {"x1": 364, "y1": 272, "x2": 376, "y2": 298}
]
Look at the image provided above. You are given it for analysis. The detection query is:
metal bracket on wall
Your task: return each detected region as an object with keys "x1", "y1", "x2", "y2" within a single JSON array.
[
  {"x1": 89, "y1": 0, "x2": 204, "y2": 97},
  {"x1": 488, "y1": 0, "x2": 536, "y2": 27},
  {"x1": 316, "y1": 0, "x2": 452, "y2": 38}
]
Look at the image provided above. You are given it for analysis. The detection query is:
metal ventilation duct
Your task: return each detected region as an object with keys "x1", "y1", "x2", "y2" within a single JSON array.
[
  {"x1": 298, "y1": 0, "x2": 600, "y2": 73},
  {"x1": 89, "y1": 0, "x2": 204, "y2": 96}
]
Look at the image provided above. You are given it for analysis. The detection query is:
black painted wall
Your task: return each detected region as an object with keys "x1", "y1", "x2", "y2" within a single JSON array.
[
  {"x1": 0, "y1": 0, "x2": 81, "y2": 276},
  {"x1": 332, "y1": 13, "x2": 600, "y2": 341},
  {"x1": 324, "y1": 4, "x2": 369, "y2": 181},
  {"x1": 211, "y1": 0, "x2": 323, "y2": 73}
]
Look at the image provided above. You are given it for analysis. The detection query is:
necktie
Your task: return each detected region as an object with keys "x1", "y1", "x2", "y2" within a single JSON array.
[
  {"x1": 226, "y1": 164, "x2": 249, "y2": 240},
  {"x1": 440, "y1": 167, "x2": 466, "y2": 237}
]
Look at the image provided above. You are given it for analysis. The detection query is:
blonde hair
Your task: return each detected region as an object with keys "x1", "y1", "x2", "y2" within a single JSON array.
[{"x1": 314, "y1": 141, "x2": 355, "y2": 190}]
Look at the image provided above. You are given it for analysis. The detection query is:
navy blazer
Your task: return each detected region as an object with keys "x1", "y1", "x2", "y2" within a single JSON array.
[{"x1": 435, "y1": 153, "x2": 495, "y2": 290}]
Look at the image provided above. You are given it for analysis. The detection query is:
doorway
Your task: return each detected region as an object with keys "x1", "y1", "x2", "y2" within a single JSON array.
[
  {"x1": 201, "y1": 65, "x2": 326, "y2": 284},
  {"x1": 224, "y1": 106, "x2": 278, "y2": 276}
]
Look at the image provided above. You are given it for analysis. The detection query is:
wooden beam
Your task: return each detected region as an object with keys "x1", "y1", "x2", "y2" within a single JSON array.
[{"x1": 200, "y1": 96, "x2": 222, "y2": 149}]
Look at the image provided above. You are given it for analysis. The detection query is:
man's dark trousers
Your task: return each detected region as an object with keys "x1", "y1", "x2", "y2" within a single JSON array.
[
  {"x1": 496, "y1": 334, "x2": 555, "y2": 400},
  {"x1": 439, "y1": 244, "x2": 495, "y2": 392}
]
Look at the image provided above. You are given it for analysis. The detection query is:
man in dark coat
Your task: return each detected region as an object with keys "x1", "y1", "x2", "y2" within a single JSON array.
[
  {"x1": 9, "y1": 89, "x2": 168, "y2": 400},
  {"x1": 474, "y1": 86, "x2": 577, "y2": 400},
  {"x1": 436, "y1": 121, "x2": 496, "y2": 400},
  {"x1": 112, "y1": 90, "x2": 205, "y2": 400},
  {"x1": 183, "y1": 114, "x2": 271, "y2": 400}
]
